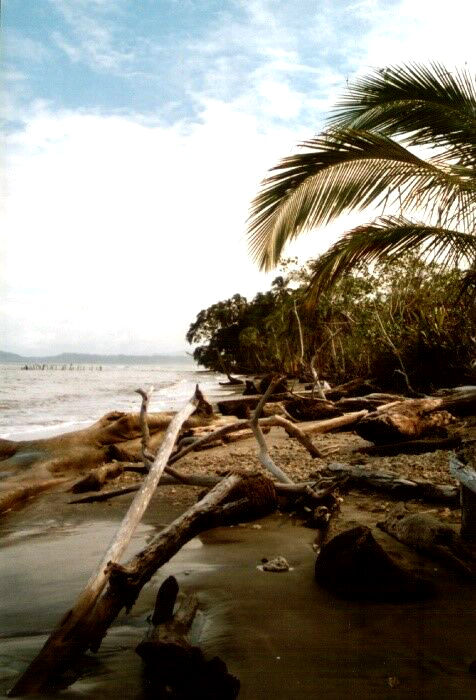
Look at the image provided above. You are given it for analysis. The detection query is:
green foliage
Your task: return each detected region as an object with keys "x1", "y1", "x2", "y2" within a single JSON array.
[
  {"x1": 186, "y1": 255, "x2": 475, "y2": 390},
  {"x1": 247, "y1": 62, "x2": 476, "y2": 297}
]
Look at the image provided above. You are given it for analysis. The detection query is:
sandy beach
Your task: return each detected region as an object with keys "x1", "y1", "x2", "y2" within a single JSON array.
[{"x1": 1, "y1": 418, "x2": 475, "y2": 699}]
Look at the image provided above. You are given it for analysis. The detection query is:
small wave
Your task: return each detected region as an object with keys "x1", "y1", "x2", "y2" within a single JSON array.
[{"x1": 0, "y1": 418, "x2": 93, "y2": 441}]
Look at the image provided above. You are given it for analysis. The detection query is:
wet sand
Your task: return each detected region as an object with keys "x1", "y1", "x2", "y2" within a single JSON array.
[{"x1": 1, "y1": 428, "x2": 475, "y2": 698}]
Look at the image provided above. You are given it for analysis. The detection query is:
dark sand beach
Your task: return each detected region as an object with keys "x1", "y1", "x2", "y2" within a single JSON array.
[{"x1": 1, "y1": 425, "x2": 475, "y2": 699}]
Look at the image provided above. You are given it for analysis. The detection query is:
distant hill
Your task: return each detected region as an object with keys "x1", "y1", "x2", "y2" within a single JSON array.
[{"x1": 0, "y1": 351, "x2": 194, "y2": 365}]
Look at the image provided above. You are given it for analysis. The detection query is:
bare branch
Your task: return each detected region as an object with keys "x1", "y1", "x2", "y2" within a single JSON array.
[
  {"x1": 250, "y1": 377, "x2": 294, "y2": 484},
  {"x1": 135, "y1": 387, "x2": 155, "y2": 465}
]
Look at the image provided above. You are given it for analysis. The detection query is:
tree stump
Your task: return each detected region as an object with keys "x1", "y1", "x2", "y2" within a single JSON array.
[{"x1": 137, "y1": 576, "x2": 240, "y2": 699}]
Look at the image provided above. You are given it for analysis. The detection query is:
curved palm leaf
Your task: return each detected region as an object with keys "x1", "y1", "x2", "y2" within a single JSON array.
[
  {"x1": 248, "y1": 129, "x2": 476, "y2": 270},
  {"x1": 306, "y1": 216, "x2": 476, "y2": 300},
  {"x1": 328, "y1": 62, "x2": 476, "y2": 168}
]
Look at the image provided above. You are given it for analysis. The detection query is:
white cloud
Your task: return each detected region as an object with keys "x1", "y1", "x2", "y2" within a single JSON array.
[
  {"x1": 356, "y1": 0, "x2": 476, "y2": 70},
  {"x1": 1, "y1": 102, "x2": 322, "y2": 354},
  {"x1": 3, "y1": 0, "x2": 476, "y2": 355}
]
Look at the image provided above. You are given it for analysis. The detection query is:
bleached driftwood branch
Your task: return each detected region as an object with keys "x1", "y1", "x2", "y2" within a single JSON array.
[
  {"x1": 9, "y1": 387, "x2": 203, "y2": 697},
  {"x1": 250, "y1": 377, "x2": 293, "y2": 484},
  {"x1": 135, "y1": 387, "x2": 155, "y2": 465}
]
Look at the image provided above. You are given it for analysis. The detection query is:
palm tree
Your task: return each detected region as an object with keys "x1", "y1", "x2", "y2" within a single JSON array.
[{"x1": 248, "y1": 63, "x2": 476, "y2": 297}]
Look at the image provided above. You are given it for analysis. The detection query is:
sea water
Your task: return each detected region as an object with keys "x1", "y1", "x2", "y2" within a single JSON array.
[{"x1": 0, "y1": 363, "x2": 228, "y2": 441}]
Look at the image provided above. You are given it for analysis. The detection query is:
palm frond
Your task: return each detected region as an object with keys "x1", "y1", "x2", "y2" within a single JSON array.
[
  {"x1": 458, "y1": 267, "x2": 476, "y2": 302},
  {"x1": 329, "y1": 62, "x2": 476, "y2": 167},
  {"x1": 248, "y1": 129, "x2": 476, "y2": 270},
  {"x1": 306, "y1": 216, "x2": 476, "y2": 300}
]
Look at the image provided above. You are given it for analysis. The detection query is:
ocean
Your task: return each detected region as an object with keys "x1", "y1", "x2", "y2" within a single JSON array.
[{"x1": 0, "y1": 363, "x2": 228, "y2": 441}]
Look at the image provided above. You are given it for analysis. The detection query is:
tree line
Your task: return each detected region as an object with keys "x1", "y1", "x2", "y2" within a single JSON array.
[{"x1": 187, "y1": 255, "x2": 474, "y2": 392}]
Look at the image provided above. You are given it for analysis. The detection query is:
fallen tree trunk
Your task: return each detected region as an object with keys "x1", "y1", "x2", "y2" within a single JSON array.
[
  {"x1": 300, "y1": 410, "x2": 368, "y2": 435},
  {"x1": 0, "y1": 409, "x2": 216, "y2": 479},
  {"x1": 216, "y1": 393, "x2": 292, "y2": 417},
  {"x1": 249, "y1": 378, "x2": 294, "y2": 484},
  {"x1": 10, "y1": 468, "x2": 276, "y2": 695},
  {"x1": 335, "y1": 395, "x2": 404, "y2": 412},
  {"x1": 68, "y1": 474, "x2": 323, "y2": 505},
  {"x1": 88, "y1": 472, "x2": 275, "y2": 652},
  {"x1": 8, "y1": 389, "x2": 203, "y2": 697},
  {"x1": 70, "y1": 463, "x2": 143, "y2": 494},
  {"x1": 438, "y1": 389, "x2": 476, "y2": 417},
  {"x1": 355, "y1": 398, "x2": 454, "y2": 444},
  {"x1": 355, "y1": 436, "x2": 462, "y2": 457},
  {"x1": 322, "y1": 462, "x2": 459, "y2": 504},
  {"x1": 284, "y1": 398, "x2": 342, "y2": 421},
  {"x1": 0, "y1": 477, "x2": 71, "y2": 514}
]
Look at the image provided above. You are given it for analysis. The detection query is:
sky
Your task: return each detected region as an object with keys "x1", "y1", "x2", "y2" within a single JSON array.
[{"x1": 1, "y1": 0, "x2": 475, "y2": 356}]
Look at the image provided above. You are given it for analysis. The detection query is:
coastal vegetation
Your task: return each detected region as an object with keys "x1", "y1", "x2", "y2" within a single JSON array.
[
  {"x1": 189, "y1": 62, "x2": 476, "y2": 392},
  {"x1": 187, "y1": 254, "x2": 475, "y2": 391}
]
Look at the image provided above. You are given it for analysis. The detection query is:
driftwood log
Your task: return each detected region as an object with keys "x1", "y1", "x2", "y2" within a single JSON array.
[
  {"x1": 216, "y1": 393, "x2": 292, "y2": 417},
  {"x1": 249, "y1": 378, "x2": 295, "y2": 484},
  {"x1": 0, "y1": 397, "x2": 216, "y2": 513},
  {"x1": 355, "y1": 436, "x2": 462, "y2": 457},
  {"x1": 322, "y1": 462, "x2": 459, "y2": 504},
  {"x1": 9, "y1": 468, "x2": 276, "y2": 696},
  {"x1": 8, "y1": 389, "x2": 208, "y2": 696},
  {"x1": 136, "y1": 576, "x2": 240, "y2": 698},
  {"x1": 355, "y1": 398, "x2": 454, "y2": 444},
  {"x1": 438, "y1": 388, "x2": 476, "y2": 416},
  {"x1": 334, "y1": 395, "x2": 404, "y2": 412},
  {"x1": 70, "y1": 463, "x2": 148, "y2": 494},
  {"x1": 284, "y1": 398, "x2": 342, "y2": 421},
  {"x1": 69, "y1": 475, "x2": 328, "y2": 505},
  {"x1": 324, "y1": 378, "x2": 382, "y2": 401},
  {"x1": 87, "y1": 471, "x2": 276, "y2": 652},
  {"x1": 300, "y1": 410, "x2": 368, "y2": 435}
]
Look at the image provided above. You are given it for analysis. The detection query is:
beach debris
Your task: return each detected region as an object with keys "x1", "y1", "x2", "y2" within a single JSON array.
[
  {"x1": 321, "y1": 462, "x2": 459, "y2": 505},
  {"x1": 261, "y1": 556, "x2": 290, "y2": 572},
  {"x1": 324, "y1": 377, "x2": 382, "y2": 401},
  {"x1": 300, "y1": 410, "x2": 369, "y2": 435},
  {"x1": 8, "y1": 388, "x2": 212, "y2": 696},
  {"x1": 355, "y1": 398, "x2": 454, "y2": 444},
  {"x1": 354, "y1": 435, "x2": 462, "y2": 457},
  {"x1": 10, "y1": 460, "x2": 279, "y2": 695},
  {"x1": 217, "y1": 393, "x2": 290, "y2": 418},
  {"x1": 137, "y1": 576, "x2": 240, "y2": 698}
]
